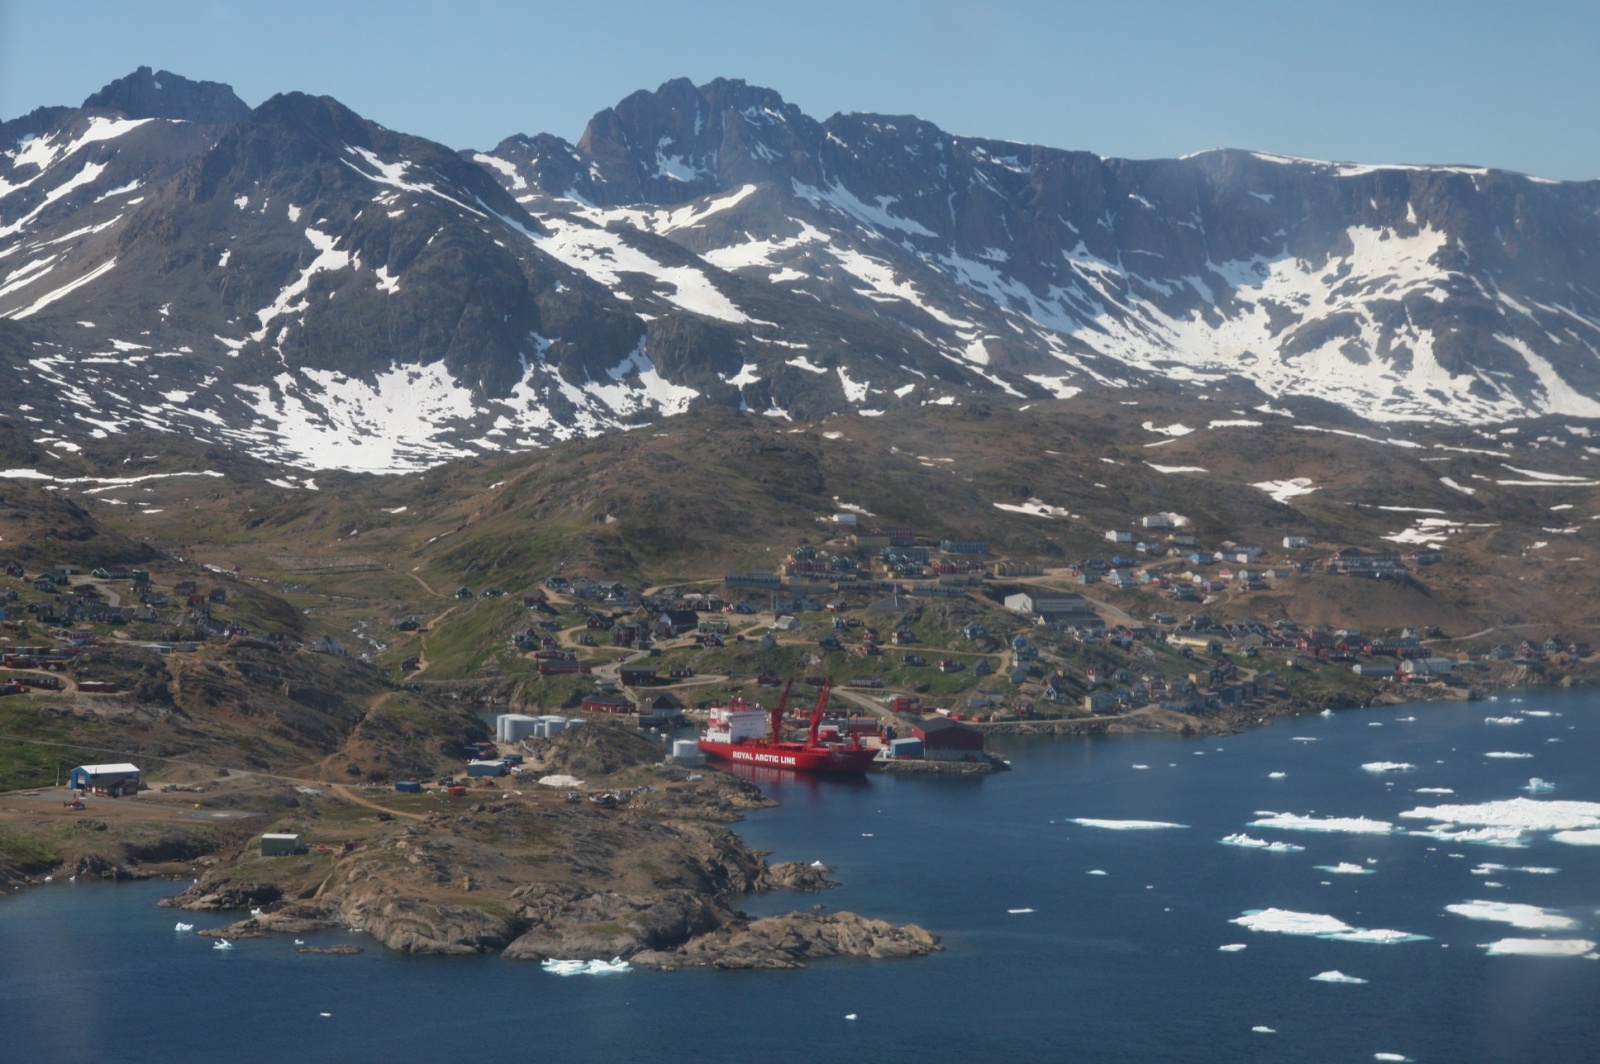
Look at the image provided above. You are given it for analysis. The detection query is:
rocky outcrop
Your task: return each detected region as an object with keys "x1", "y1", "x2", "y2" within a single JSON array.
[
  {"x1": 333, "y1": 893, "x2": 521, "y2": 955},
  {"x1": 633, "y1": 911, "x2": 941, "y2": 970},
  {"x1": 160, "y1": 879, "x2": 282, "y2": 911}
]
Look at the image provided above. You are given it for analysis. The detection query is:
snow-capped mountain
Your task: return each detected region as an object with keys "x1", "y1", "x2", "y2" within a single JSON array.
[{"x1": 4, "y1": 71, "x2": 1599, "y2": 472}]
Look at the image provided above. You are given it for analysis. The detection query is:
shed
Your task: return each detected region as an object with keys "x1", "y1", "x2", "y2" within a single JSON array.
[
  {"x1": 68, "y1": 762, "x2": 140, "y2": 795},
  {"x1": 466, "y1": 759, "x2": 509, "y2": 777},
  {"x1": 910, "y1": 717, "x2": 985, "y2": 760},
  {"x1": 261, "y1": 833, "x2": 304, "y2": 856}
]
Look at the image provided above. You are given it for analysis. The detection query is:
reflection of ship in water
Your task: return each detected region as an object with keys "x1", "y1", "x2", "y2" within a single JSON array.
[{"x1": 699, "y1": 677, "x2": 880, "y2": 775}]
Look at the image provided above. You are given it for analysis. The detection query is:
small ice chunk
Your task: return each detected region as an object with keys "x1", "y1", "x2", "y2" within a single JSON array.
[
  {"x1": 1310, "y1": 970, "x2": 1368, "y2": 984},
  {"x1": 1220, "y1": 833, "x2": 1305, "y2": 852},
  {"x1": 1252, "y1": 1026, "x2": 1276, "y2": 1034},
  {"x1": 1218, "y1": 943, "x2": 1248, "y2": 952},
  {"x1": 1268, "y1": 771, "x2": 1287, "y2": 779},
  {"x1": 1007, "y1": 908, "x2": 1035, "y2": 914},
  {"x1": 1087, "y1": 869, "x2": 1108, "y2": 876},
  {"x1": 1362, "y1": 762, "x2": 1414, "y2": 773}
]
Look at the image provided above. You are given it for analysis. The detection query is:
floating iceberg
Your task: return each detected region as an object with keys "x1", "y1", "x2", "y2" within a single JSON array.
[
  {"x1": 1220, "y1": 833, "x2": 1305, "y2": 852},
  {"x1": 1485, "y1": 752, "x2": 1533, "y2": 759},
  {"x1": 1310, "y1": 970, "x2": 1368, "y2": 984},
  {"x1": 1252, "y1": 1026, "x2": 1276, "y2": 1033},
  {"x1": 1480, "y1": 938, "x2": 1597, "y2": 957},
  {"x1": 173, "y1": 922, "x2": 194, "y2": 932},
  {"x1": 1070, "y1": 818, "x2": 1189, "y2": 830},
  {"x1": 1231, "y1": 908, "x2": 1428, "y2": 944},
  {"x1": 1374, "y1": 1055, "x2": 1413, "y2": 1062},
  {"x1": 1361, "y1": 762, "x2": 1414, "y2": 773},
  {"x1": 212, "y1": 939, "x2": 234, "y2": 950},
  {"x1": 1268, "y1": 772, "x2": 1287, "y2": 779},
  {"x1": 1007, "y1": 908, "x2": 1035, "y2": 914},
  {"x1": 1414, "y1": 787, "x2": 1455, "y2": 794},
  {"x1": 1485, "y1": 717, "x2": 1523, "y2": 725},
  {"x1": 1445, "y1": 901, "x2": 1576, "y2": 930},
  {"x1": 542, "y1": 957, "x2": 631, "y2": 976},
  {"x1": 1399, "y1": 798, "x2": 1600, "y2": 835},
  {"x1": 1217, "y1": 943, "x2": 1247, "y2": 952},
  {"x1": 1250, "y1": 812, "x2": 1395, "y2": 834},
  {"x1": 1316, "y1": 863, "x2": 1374, "y2": 875},
  {"x1": 1524, "y1": 778, "x2": 1556, "y2": 794},
  {"x1": 1552, "y1": 828, "x2": 1600, "y2": 846},
  {"x1": 1520, "y1": 710, "x2": 1556, "y2": 718}
]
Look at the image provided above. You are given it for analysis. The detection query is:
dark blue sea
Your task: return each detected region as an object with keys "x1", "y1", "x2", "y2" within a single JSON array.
[{"x1": 3, "y1": 693, "x2": 1597, "y2": 1063}]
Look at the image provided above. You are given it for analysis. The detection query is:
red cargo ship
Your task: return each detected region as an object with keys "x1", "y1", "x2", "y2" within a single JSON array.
[{"x1": 699, "y1": 678, "x2": 878, "y2": 775}]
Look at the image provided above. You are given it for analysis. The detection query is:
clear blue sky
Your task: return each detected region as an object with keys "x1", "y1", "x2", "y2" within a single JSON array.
[{"x1": 3, "y1": 0, "x2": 1597, "y2": 180}]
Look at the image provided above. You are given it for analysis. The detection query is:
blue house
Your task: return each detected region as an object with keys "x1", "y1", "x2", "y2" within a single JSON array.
[{"x1": 69, "y1": 762, "x2": 141, "y2": 796}]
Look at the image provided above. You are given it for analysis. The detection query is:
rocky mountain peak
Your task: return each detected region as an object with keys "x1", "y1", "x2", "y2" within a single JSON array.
[{"x1": 81, "y1": 66, "x2": 250, "y2": 126}]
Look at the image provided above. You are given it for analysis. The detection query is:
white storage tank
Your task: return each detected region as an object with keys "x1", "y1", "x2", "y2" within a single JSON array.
[{"x1": 497, "y1": 714, "x2": 539, "y2": 743}]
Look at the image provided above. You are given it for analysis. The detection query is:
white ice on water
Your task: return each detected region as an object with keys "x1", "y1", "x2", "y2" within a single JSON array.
[
  {"x1": 1070, "y1": 818, "x2": 1189, "y2": 830},
  {"x1": 1249, "y1": 812, "x2": 1395, "y2": 834},
  {"x1": 1219, "y1": 833, "x2": 1305, "y2": 852},
  {"x1": 541, "y1": 957, "x2": 631, "y2": 976},
  {"x1": 1362, "y1": 762, "x2": 1415, "y2": 773},
  {"x1": 1485, "y1": 717, "x2": 1523, "y2": 725},
  {"x1": 1316, "y1": 863, "x2": 1374, "y2": 875},
  {"x1": 1217, "y1": 944, "x2": 1248, "y2": 952},
  {"x1": 1484, "y1": 752, "x2": 1534, "y2": 759},
  {"x1": 1310, "y1": 970, "x2": 1369, "y2": 984},
  {"x1": 1479, "y1": 938, "x2": 1597, "y2": 958},
  {"x1": 1445, "y1": 901, "x2": 1577, "y2": 930},
  {"x1": 1268, "y1": 772, "x2": 1287, "y2": 779},
  {"x1": 1231, "y1": 908, "x2": 1428, "y2": 943}
]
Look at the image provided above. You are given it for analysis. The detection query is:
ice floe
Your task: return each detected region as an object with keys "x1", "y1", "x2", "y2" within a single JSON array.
[
  {"x1": 1252, "y1": 1026, "x2": 1276, "y2": 1034},
  {"x1": 1087, "y1": 869, "x2": 1108, "y2": 876},
  {"x1": 1219, "y1": 833, "x2": 1305, "y2": 852},
  {"x1": 1414, "y1": 787, "x2": 1455, "y2": 795},
  {"x1": 1310, "y1": 970, "x2": 1368, "y2": 984},
  {"x1": 1485, "y1": 716, "x2": 1523, "y2": 725},
  {"x1": 1070, "y1": 818, "x2": 1189, "y2": 830},
  {"x1": 1484, "y1": 752, "x2": 1533, "y2": 759},
  {"x1": 173, "y1": 922, "x2": 194, "y2": 931},
  {"x1": 1361, "y1": 762, "x2": 1414, "y2": 773},
  {"x1": 542, "y1": 957, "x2": 631, "y2": 976},
  {"x1": 1373, "y1": 1054, "x2": 1413, "y2": 1062},
  {"x1": 1007, "y1": 908, "x2": 1035, "y2": 914},
  {"x1": 1249, "y1": 812, "x2": 1395, "y2": 834},
  {"x1": 1217, "y1": 943, "x2": 1247, "y2": 952},
  {"x1": 1479, "y1": 938, "x2": 1597, "y2": 958},
  {"x1": 1268, "y1": 772, "x2": 1287, "y2": 779},
  {"x1": 1315, "y1": 863, "x2": 1374, "y2": 875},
  {"x1": 1400, "y1": 798, "x2": 1600, "y2": 833},
  {"x1": 1525, "y1": 778, "x2": 1556, "y2": 794},
  {"x1": 1232, "y1": 909, "x2": 1428, "y2": 944},
  {"x1": 1552, "y1": 829, "x2": 1600, "y2": 846},
  {"x1": 1444, "y1": 901, "x2": 1577, "y2": 930}
]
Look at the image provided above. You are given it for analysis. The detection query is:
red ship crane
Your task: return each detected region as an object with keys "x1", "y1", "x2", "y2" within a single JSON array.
[
  {"x1": 806, "y1": 676, "x2": 833, "y2": 745},
  {"x1": 768, "y1": 678, "x2": 794, "y2": 744}
]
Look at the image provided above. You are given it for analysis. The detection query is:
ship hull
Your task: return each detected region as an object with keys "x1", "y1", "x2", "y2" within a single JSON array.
[{"x1": 699, "y1": 739, "x2": 877, "y2": 775}]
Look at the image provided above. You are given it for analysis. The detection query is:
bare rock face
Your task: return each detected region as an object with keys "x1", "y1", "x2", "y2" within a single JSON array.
[
  {"x1": 634, "y1": 911, "x2": 941, "y2": 970},
  {"x1": 159, "y1": 877, "x2": 282, "y2": 911},
  {"x1": 334, "y1": 893, "x2": 520, "y2": 956},
  {"x1": 501, "y1": 883, "x2": 725, "y2": 960},
  {"x1": 759, "y1": 861, "x2": 836, "y2": 892}
]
